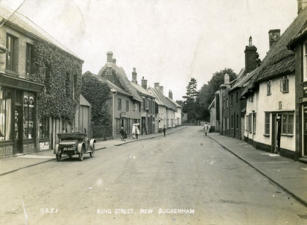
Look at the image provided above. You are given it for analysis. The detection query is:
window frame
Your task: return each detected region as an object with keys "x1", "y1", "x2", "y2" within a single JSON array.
[
  {"x1": 264, "y1": 112, "x2": 270, "y2": 136},
  {"x1": 117, "y1": 98, "x2": 122, "y2": 111},
  {"x1": 280, "y1": 76, "x2": 289, "y2": 93},
  {"x1": 281, "y1": 113, "x2": 294, "y2": 135},
  {"x1": 6, "y1": 33, "x2": 18, "y2": 73},
  {"x1": 267, "y1": 80, "x2": 271, "y2": 96}
]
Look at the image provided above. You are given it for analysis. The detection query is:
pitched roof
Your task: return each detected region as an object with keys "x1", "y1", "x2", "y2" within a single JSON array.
[
  {"x1": 148, "y1": 87, "x2": 177, "y2": 111},
  {"x1": 0, "y1": 5, "x2": 82, "y2": 61},
  {"x1": 131, "y1": 82, "x2": 155, "y2": 98},
  {"x1": 147, "y1": 88, "x2": 165, "y2": 106},
  {"x1": 229, "y1": 68, "x2": 246, "y2": 91},
  {"x1": 98, "y1": 63, "x2": 142, "y2": 102},
  {"x1": 254, "y1": 8, "x2": 307, "y2": 82},
  {"x1": 98, "y1": 78, "x2": 131, "y2": 97}
]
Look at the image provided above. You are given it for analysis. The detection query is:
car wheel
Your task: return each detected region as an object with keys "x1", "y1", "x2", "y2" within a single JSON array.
[{"x1": 56, "y1": 154, "x2": 61, "y2": 161}]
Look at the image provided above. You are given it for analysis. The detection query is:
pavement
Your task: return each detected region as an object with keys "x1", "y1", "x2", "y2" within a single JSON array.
[
  {"x1": 208, "y1": 132, "x2": 307, "y2": 207},
  {"x1": 1, "y1": 126, "x2": 306, "y2": 225},
  {"x1": 0, "y1": 126, "x2": 184, "y2": 177}
]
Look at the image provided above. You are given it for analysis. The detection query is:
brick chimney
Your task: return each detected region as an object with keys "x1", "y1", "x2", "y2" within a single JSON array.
[
  {"x1": 298, "y1": 0, "x2": 307, "y2": 14},
  {"x1": 269, "y1": 29, "x2": 281, "y2": 49},
  {"x1": 112, "y1": 58, "x2": 116, "y2": 64},
  {"x1": 107, "y1": 51, "x2": 113, "y2": 63},
  {"x1": 244, "y1": 36, "x2": 259, "y2": 73},
  {"x1": 141, "y1": 77, "x2": 147, "y2": 89},
  {"x1": 154, "y1": 82, "x2": 160, "y2": 89},
  {"x1": 168, "y1": 90, "x2": 173, "y2": 99},
  {"x1": 159, "y1": 86, "x2": 164, "y2": 94},
  {"x1": 132, "y1": 68, "x2": 137, "y2": 84}
]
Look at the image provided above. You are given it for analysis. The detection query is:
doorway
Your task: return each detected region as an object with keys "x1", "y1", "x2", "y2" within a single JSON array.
[
  {"x1": 13, "y1": 91, "x2": 23, "y2": 154},
  {"x1": 271, "y1": 113, "x2": 281, "y2": 153}
]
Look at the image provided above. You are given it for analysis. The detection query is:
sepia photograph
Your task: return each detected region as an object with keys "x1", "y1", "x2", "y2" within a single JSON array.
[{"x1": 0, "y1": 0, "x2": 307, "y2": 224}]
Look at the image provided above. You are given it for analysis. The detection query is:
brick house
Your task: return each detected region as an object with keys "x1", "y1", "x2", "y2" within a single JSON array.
[
  {"x1": 0, "y1": 6, "x2": 84, "y2": 157},
  {"x1": 97, "y1": 52, "x2": 142, "y2": 138}
]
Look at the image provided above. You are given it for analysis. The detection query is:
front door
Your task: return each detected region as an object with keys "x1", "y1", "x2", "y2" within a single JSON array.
[
  {"x1": 271, "y1": 113, "x2": 281, "y2": 153},
  {"x1": 13, "y1": 91, "x2": 23, "y2": 154}
]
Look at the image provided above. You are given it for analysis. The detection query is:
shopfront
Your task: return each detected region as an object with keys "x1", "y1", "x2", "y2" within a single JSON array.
[{"x1": 0, "y1": 74, "x2": 43, "y2": 157}]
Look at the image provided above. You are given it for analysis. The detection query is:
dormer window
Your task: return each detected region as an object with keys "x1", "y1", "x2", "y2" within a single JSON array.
[{"x1": 280, "y1": 76, "x2": 289, "y2": 93}]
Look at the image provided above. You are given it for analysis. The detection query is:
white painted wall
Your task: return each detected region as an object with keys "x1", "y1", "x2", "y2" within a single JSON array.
[{"x1": 244, "y1": 74, "x2": 296, "y2": 151}]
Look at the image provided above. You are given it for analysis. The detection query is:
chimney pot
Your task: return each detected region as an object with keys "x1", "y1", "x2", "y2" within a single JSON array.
[
  {"x1": 224, "y1": 73, "x2": 230, "y2": 84},
  {"x1": 154, "y1": 82, "x2": 160, "y2": 89},
  {"x1": 169, "y1": 90, "x2": 173, "y2": 100},
  {"x1": 107, "y1": 51, "x2": 113, "y2": 63},
  {"x1": 141, "y1": 77, "x2": 147, "y2": 89},
  {"x1": 159, "y1": 86, "x2": 164, "y2": 94},
  {"x1": 112, "y1": 58, "x2": 116, "y2": 64},
  {"x1": 132, "y1": 67, "x2": 137, "y2": 84},
  {"x1": 244, "y1": 36, "x2": 259, "y2": 73}
]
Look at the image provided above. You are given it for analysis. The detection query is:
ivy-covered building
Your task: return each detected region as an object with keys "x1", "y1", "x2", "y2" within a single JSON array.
[{"x1": 0, "y1": 6, "x2": 84, "y2": 157}]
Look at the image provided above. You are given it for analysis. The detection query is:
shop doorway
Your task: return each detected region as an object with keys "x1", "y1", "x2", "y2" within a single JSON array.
[{"x1": 13, "y1": 91, "x2": 23, "y2": 154}]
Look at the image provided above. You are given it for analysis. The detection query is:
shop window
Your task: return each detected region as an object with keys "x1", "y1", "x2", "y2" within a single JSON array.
[
  {"x1": 6, "y1": 34, "x2": 18, "y2": 73},
  {"x1": 39, "y1": 117, "x2": 49, "y2": 140},
  {"x1": 23, "y1": 92, "x2": 35, "y2": 139},
  {"x1": 280, "y1": 76, "x2": 289, "y2": 93},
  {"x1": 264, "y1": 112, "x2": 270, "y2": 135},
  {"x1": 282, "y1": 113, "x2": 294, "y2": 135},
  {"x1": 26, "y1": 43, "x2": 33, "y2": 77},
  {"x1": 0, "y1": 88, "x2": 12, "y2": 141},
  {"x1": 267, "y1": 80, "x2": 271, "y2": 96}
]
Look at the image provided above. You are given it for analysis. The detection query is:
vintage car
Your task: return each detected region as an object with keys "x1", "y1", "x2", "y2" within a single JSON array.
[{"x1": 54, "y1": 132, "x2": 96, "y2": 161}]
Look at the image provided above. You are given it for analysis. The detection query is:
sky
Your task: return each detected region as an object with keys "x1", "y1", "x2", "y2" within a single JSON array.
[{"x1": 0, "y1": 0, "x2": 298, "y2": 100}]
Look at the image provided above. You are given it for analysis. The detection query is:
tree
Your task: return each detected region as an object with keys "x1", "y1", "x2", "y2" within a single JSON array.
[{"x1": 182, "y1": 78, "x2": 200, "y2": 122}]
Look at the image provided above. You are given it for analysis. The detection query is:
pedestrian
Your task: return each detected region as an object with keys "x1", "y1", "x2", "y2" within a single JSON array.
[
  {"x1": 163, "y1": 125, "x2": 166, "y2": 137},
  {"x1": 136, "y1": 125, "x2": 140, "y2": 139},
  {"x1": 120, "y1": 126, "x2": 126, "y2": 141},
  {"x1": 203, "y1": 123, "x2": 210, "y2": 136}
]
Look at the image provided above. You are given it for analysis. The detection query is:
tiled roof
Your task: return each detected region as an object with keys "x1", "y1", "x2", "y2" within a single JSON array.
[
  {"x1": 148, "y1": 87, "x2": 177, "y2": 111},
  {"x1": 99, "y1": 78, "x2": 131, "y2": 97},
  {"x1": 147, "y1": 88, "x2": 165, "y2": 106},
  {"x1": 0, "y1": 5, "x2": 82, "y2": 61},
  {"x1": 131, "y1": 82, "x2": 155, "y2": 98},
  {"x1": 98, "y1": 63, "x2": 142, "y2": 102},
  {"x1": 254, "y1": 8, "x2": 307, "y2": 82}
]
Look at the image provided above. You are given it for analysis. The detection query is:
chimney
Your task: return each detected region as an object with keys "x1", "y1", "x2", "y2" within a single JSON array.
[
  {"x1": 168, "y1": 90, "x2": 173, "y2": 99},
  {"x1": 159, "y1": 86, "x2": 164, "y2": 94},
  {"x1": 141, "y1": 77, "x2": 147, "y2": 89},
  {"x1": 224, "y1": 73, "x2": 230, "y2": 84},
  {"x1": 112, "y1": 58, "x2": 116, "y2": 64},
  {"x1": 298, "y1": 0, "x2": 307, "y2": 14},
  {"x1": 132, "y1": 67, "x2": 137, "y2": 84},
  {"x1": 154, "y1": 82, "x2": 160, "y2": 89},
  {"x1": 244, "y1": 36, "x2": 259, "y2": 73},
  {"x1": 269, "y1": 29, "x2": 281, "y2": 49},
  {"x1": 107, "y1": 51, "x2": 113, "y2": 63}
]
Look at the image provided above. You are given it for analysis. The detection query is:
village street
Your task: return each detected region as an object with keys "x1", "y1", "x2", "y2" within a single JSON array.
[{"x1": 0, "y1": 127, "x2": 307, "y2": 225}]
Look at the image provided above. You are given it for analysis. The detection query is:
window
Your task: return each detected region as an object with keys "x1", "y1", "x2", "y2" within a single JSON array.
[
  {"x1": 0, "y1": 87, "x2": 12, "y2": 141},
  {"x1": 267, "y1": 80, "x2": 271, "y2": 96},
  {"x1": 26, "y1": 43, "x2": 33, "y2": 77},
  {"x1": 252, "y1": 112, "x2": 256, "y2": 134},
  {"x1": 264, "y1": 112, "x2": 270, "y2": 135},
  {"x1": 118, "y1": 98, "x2": 122, "y2": 111},
  {"x1": 23, "y1": 92, "x2": 35, "y2": 139},
  {"x1": 236, "y1": 114, "x2": 239, "y2": 129},
  {"x1": 39, "y1": 117, "x2": 49, "y2": 140},
  {"x1": 280, "y1": 76, "x2": 289, "y2": 93},
  {"x1": 126, "y1": 100, "x2": 129, "y2": 112},
  {"x1": 6, "y1": 34, "x2": 18, "y2": 72},
  {"x1": 281, "y1": 113, "x2": 294, "y2": 135},
  {"x1": 247, "y1": 114, "x2": 252, "y2": 133}
]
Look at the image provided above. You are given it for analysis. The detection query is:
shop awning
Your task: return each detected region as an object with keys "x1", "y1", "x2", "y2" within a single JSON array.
[{"x1": 0, "y1": 73, "x2": 44, "y2": 92}]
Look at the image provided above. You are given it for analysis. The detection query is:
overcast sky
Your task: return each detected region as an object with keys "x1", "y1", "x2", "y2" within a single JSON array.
[{"x1": 0, "y1": 0, "x2": 298, "y2": 100}]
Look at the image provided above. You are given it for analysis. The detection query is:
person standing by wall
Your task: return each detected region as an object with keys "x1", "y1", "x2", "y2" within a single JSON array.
[{"x1": 163, "y1": 125, "x2": 166, "y2": 137}]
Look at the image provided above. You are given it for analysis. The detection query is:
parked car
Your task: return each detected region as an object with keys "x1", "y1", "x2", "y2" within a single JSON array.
[{"x1": 54, "y1": 132, "x2": 96, "y2": 161}]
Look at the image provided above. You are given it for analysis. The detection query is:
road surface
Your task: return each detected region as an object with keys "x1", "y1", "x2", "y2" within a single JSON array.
[{"x1": 1, "y1": 126, "x2": 306, "y2": 225}]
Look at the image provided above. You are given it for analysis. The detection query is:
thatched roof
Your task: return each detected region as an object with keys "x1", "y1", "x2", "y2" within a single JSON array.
[
  {"x1": 254, "y1": 8, "x2": 307, "y2": 82},
  {"x1": 131, "y1": 82, "x2": 155, "y2": 98},
  {"x1": 148, "y1": 87, "x2": 177, "y2": 111},
  {"x1": 98, "y1": 63, "x2": 142, "y2": 102}
]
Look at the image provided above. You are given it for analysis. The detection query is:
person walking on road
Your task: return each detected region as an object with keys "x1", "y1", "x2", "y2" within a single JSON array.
[
  {"x1": 163, "y1": 125, "x2": 166, "y2": 137},
  {"x1": 120, "y1": 126, "x2": 126, "y2": 141},
  {"x1": 203, "y1": 123, "x2": 210, "y2": 136}
]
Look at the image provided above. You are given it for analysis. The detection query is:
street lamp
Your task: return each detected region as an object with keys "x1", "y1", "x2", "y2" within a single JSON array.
[{"x1": 110, "y1": 88, "x2": 117, "y2": 138}]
